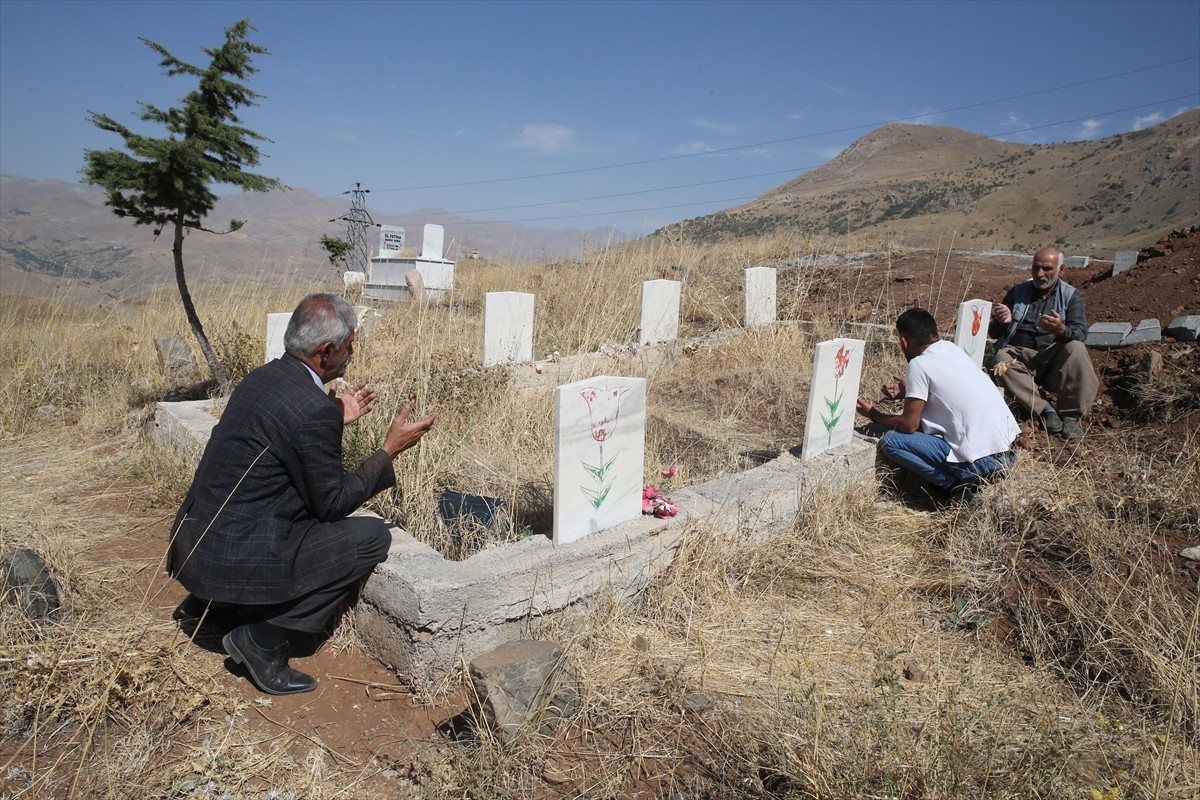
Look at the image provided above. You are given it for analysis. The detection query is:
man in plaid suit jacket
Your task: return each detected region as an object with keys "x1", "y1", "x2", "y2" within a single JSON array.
[{"x1": 168, "y1": 293, "x2": 435, "y2": 695}]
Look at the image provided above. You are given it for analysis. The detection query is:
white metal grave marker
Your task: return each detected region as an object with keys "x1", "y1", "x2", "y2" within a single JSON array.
[
  {"x1": 553, "y1": 376, "x2": 646, "y2": 544},
  {"x1": 801, "y1": 338, "x2": 865, "y2": 461},
  {"x1": 483, "y1": 292, "x2": 535, "y2": 367}
]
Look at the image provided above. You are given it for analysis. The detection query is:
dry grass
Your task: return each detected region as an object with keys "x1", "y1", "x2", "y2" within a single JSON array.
[{"x1": 2, "y1": 232, "x2": 1197, "y2": 798}]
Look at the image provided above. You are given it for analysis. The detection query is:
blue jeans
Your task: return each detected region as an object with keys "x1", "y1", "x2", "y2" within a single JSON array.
[{"x1": 879, "y1": 430, "x2": 1016, "y2": 490}]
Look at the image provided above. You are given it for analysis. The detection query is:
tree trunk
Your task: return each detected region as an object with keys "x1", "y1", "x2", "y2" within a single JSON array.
[{"x1": 173, "y1": 214, "x2": 230, "y2": 393}]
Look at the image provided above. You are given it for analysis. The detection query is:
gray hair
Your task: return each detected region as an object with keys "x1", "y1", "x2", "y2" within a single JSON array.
[{"x1": 284, "y1": 293, "x2": 357, "y2": 357}]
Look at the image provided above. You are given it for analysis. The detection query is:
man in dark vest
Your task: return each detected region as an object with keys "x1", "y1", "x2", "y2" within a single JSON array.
[
  {"x1": 989, "y1": 246, "x2": 1098, "y2": 439},
  {"x1": 168, "y1": 293, "x2": 436, "y2": 695}
]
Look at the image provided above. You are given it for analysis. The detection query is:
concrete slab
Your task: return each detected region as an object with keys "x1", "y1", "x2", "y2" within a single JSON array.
[
  {"x1": 1165, "y1": 314, "x2": 1200, "y2": 342},
  {"x1": 1113, "y1": 250, "x2": 1138, "y2": 276},
  {"x1": 1122, "y1": 318, "x2": 1161, "y2": 346},
  {"x1": 1086, "y1": 321, "x2": 1132, "y2": 349},
  {"x1": 1064, "y1": 255, "x2": 1090, "y2": 268}
]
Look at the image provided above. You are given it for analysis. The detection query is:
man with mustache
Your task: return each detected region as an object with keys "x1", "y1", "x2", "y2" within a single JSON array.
[{"x1": 989, "y1": 246, "x2": 1099, "y2": 440}]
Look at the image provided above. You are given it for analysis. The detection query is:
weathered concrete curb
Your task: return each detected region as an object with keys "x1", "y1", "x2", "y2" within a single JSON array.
[{"x1": 355, "y1": 438, "x2": 873, "y2": 683}]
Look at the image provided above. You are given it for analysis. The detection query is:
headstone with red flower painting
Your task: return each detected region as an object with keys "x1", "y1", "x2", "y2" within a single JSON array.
[
  {"x1": 801, "y1": 338, "x2": 865, "y2": 461},
  {"x1": 744, "y1": 267, "x2": 777, "y2": 328},
  {"x1": 483, "y1": 291, "x2": 535, "y2": 367},
  {"x1": 552, "y1": 376, "x2": 646, "y2": 544},
  {"x1": 952, "y1": 299, "x2": 992, "y2": 368},
  {"x1": 639, "y1": 280, "x2": 680, "y2": 346}
]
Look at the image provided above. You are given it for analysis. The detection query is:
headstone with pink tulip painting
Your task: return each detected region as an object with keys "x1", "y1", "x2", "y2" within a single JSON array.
[
  {"x1": 265, "y1": 312, "x2": 291, "y2": 364},
  {"x1": 800, "y1": 338, "x2": 866, "y2": 461},
  {"x1": 639, "y1": 279, "x2": 680, "y2": 345},
  {"x1": 952, "y1": 299, "x2": 992, "y2": 368},
  {"x1": 483, "y1": 291, "x2": 535, "y2": 367},
  {"x1": 552, "y1": 376, "x2": 646, "y2": 544},
  {"x1": 744, "y1": 267, "x2": 777, "y2": 327}
]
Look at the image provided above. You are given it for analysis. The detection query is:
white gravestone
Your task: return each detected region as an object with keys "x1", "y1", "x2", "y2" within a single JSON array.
[
  {"x1": 744, "y1": 267, "x2": 777, "y2": 327},
  {"x1": 639, "y1": 279, "x2": 681, "y2": 345},
  {"x1": 265, "y1": 312, "x2": 291, "y2": 364},
  {"x1": 952, "y1": 299, "x2": 992, "y2": 368},
  {"x1": 801, "y1": 338, "x2": 866, "y2": 461},
  {"x1": 421, "y1": 223, "x2": 445, "y2": 260},
  {"x1": 1113, "y1": 250, "x2": 1138, "y2": 276},
  {"x1": 553, "y1": 377, "x2": 646, "y2": 545},
  {"x1": 483, "y1": 292, "x2": 535, "y2": 367},
  {"x1": 378, "y1": 226, "x2": 406, "y2": 258}
]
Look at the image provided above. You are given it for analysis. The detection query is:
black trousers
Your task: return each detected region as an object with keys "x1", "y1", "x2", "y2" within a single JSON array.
[{"x1": 256, "y1": 516, "x2": 392, "y2": 633}]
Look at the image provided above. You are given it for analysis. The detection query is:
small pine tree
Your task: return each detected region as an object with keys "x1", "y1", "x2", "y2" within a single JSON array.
[{"x1": 82, "y1": 18, "x2": 282, "y2": 391}]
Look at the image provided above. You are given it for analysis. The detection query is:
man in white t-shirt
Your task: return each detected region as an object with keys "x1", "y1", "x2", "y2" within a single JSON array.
[{"x1": 856, "y1": 308, "x2": 1020, "y2": 504}]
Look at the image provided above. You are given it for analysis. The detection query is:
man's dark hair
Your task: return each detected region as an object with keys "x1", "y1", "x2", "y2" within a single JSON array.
[{"x1": 895, "y1": 308, "x2": 939, "y2": 345}]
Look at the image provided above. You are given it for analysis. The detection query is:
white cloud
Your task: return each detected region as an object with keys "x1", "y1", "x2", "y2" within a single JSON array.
[
  {"x1": 511, "y1": 124, "x2": 577, "y2": 155},
  {"x1": 673, "y1": 140, "x2": 718, "y2": 156},
  {"x1": 1132, "y1": 111, "x2": 1165, "y2": 131},
  {"x1": 691, "y1": 117, "x2": 740, "y2": 135},
  {"x1": 1078, "y1": 118, "x2": 1104, "y2": 139},
  {"x1": 785, "y1": 108, "x2": 808, "y2": 121},
  {"x1": 1173, "y1": 105, "x2": 1198, "y2": 118}
]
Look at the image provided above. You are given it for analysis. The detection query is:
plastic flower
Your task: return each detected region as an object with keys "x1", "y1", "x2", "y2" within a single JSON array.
[
  {"x1": 642, "y1": 485, "x2": 678, "y2": 518},
  {"x1": 661, "y1": 464, "x2": 679, "y2": 479},
  {"x1": 580, "y1": 386, "x2": 630, "y2": 442}
]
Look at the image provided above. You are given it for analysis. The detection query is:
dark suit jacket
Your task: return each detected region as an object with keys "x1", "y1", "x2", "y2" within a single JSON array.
[{"x1": 167, "y1": 354, "x2": 395, "y2": 605}]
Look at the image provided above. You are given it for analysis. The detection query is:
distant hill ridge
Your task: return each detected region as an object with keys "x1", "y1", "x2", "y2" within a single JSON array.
[
  {"x1": 658, "y1": 109, "x2": 1200, "y2": 251},
  {"x1": 0, "y1": 177, "x2": 631, "y2": 299}
]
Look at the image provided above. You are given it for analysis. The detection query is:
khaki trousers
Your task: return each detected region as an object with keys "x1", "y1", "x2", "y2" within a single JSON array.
[{"x1": 993, "y1": 340, "x2": 1098, "y2": 418}]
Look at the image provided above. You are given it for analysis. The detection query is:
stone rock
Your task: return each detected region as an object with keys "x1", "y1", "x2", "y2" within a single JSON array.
[
  {"x1": 469, "y1": 640, "x2": 580, "y2": 744},
  {"x1": 1, "y1": 549, "x2": 61, "y2": 620},
  {"x1": 354, "y1": 306, "x2": 382, "y2": 338},
  {"x1": 343, "y1": 270, "x2": 366, "y2": 288},
  {"x1": 1180, "y1": 546, "x2": 1200, "y2": 562},
  {"x1": 154, "y1": 336, "x2": 204, "y2": 387},
  {"x1": 1086, "y1": 322, "x2": 1132, "y2": 349},
  {"x1": 903, "y1": 658, "x2": 927, "y2": 682},
  {"x1": 405, "y1": 269, "x2": 426, "y2": 302},
  {"x1": 1122, "y1": 319, "x2": 1161, "y2": 346},
  {"x1": 1164, "y1": 315, "x2": 1200, "y2": 342},
  {"x1": 679, "y1": 692, "x2": 711, "y2": 713}
]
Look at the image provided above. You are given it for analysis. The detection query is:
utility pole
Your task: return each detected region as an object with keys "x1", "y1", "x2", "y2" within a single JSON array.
[{"x1": 329, "y1": 183, "x2": 379, "y2": 275}]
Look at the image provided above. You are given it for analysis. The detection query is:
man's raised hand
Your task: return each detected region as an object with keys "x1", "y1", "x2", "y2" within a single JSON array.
[
  {"x1": 382, "y1": 404, "x2": 437, "y2": 459},
  {"x1": 332, "y1": 379, "x2": 377, "y2": 425}
]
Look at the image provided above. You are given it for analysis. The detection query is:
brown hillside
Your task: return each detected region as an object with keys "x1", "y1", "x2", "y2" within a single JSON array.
[{"x1": 664, "y1": 109, "x2": 1200, "y2": 252}]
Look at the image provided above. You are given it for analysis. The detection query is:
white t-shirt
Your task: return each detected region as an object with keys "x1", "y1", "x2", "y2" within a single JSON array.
[{"x1": 905, "y1": 340, "x2": 1021, "y2": 463}]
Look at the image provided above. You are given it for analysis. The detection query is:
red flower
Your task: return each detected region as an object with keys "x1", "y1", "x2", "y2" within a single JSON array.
[
  {"x1": 834, "y1": 344, "x2": 852, "y2": 379},
  {"x1": 580, "y1": 386, "x2": 630, "y2": 442},
  {"x1": 971, "y1": 305, "x2": 983, "y2": 336}
]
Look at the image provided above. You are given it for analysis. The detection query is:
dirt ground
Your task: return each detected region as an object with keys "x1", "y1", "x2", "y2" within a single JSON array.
[{"x1": 9, "y1": 229, "x2": 1197, "y2": 798}]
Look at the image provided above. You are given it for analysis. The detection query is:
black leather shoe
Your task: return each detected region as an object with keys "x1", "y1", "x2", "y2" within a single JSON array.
[{"x1": 222, "y1": 624, "x2": 317, "y2": 695}]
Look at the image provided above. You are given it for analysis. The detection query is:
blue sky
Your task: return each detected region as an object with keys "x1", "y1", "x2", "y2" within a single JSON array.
[{"x1": 2, "y1": 0, "x2": 1197, "y2": 236}]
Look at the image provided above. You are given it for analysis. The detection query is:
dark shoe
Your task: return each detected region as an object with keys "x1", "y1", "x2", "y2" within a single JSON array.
[
  {"x1": 1060, "y1": 416, "x2": 1081, "y2": 439},
  {"x1": 947, "y1": 482, "x2": 983, "y2": 510},
  {"x1": 222, "y1": 624, "x2": 317, "y2": 695},
  {"x1": 1040, "y1": 407, "x2": 1063, "y2": 433}
]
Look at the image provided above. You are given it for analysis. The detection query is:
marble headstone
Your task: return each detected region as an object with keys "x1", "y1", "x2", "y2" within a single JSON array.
[
  {"x1": 483, "y1": 292, "x2": 535, "y2": 367},
  {"x1": 801, "y1": 338, "x2": 866, "y2": 461},
  {"x1": 639, "y1": 280, "x2": 681, "y2": 345},
  {"x1": 421, "y1": 223, "x2": 445, "y2": 261},
  {"x1": 265, "y1": 313, "x2": 291, "y2": 364},
  {"x1": 952, "y1": 299, "x2": 992, "y2": 368},
  {"x1": 1113, "y1": 250, "x2": 1138, "y2": 276},
  {"x1": 744, "y1": 267, "x2": 777, "y2": 327},
  {"x1": 553, "y1": 377, "x2": 646, "y2": 544}
]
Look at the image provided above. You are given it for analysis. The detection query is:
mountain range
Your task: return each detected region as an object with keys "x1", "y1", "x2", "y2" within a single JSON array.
[{"x1": 2, "y1": 109, "x2": 1197, "y2": 300}]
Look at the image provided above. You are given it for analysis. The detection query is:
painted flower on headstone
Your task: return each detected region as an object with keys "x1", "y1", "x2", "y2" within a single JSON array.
[
  {"x1": 970, "y1": 304, "x2": 983, "y2": 337},
  {"x1": 579, "y1": 386, "x2": 629, "y2": 509},
  {"x1": 822, "y1": 343, "x2": 854, "y2": 446}
]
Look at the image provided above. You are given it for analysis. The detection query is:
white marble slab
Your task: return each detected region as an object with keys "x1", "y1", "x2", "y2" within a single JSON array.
[
  {"x1": 265, "y1": 312, "x2": 291, "y2": 364},
  {"x1": 952, "y1": 299, "x2": 992, "y2": 368},
  {"x1": 483, "y1": 292, "x2": 535, "y2": 367},
  {"x1": 639, "y1": 279, "x2": 681, "y2": 345},
  {"x1": 553, "y1": 377, "x2": 646, "y2": 544},
  {"x1": 801, "y1": 338, "x2": 865, "y2": 461},
  {"x1": 744, "y1": 267, "x2": 777, "y2": 327}
]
